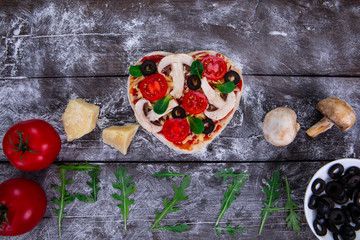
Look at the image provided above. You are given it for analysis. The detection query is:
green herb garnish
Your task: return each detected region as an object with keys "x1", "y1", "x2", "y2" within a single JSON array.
[
  {"x1": 150, "y1": 175, "x2": 191, "y2": 232},
  {"x1": 153, "y1": 169, "x2": 185, "y2": 179},
  {"x1": 153, "y1": 95, "x2": 171, "y2": 114},
  {"x1": 188, "y1": 116, "x2": 204, "y2": 134},
  {"x1": 284, "y1": 176, "x2": 301, "y2": 234},
  {"x1": 216, "y1": 81, "x2": 235, "y2": 94},
  {"x1": 259, "y1": 168, "x2": 301, "y2": 235},
  {"x1": 215, "y1": 173, "x2": 248, "y2": 227},
  {"x1": 53, "y1": 168, "x2": 75, "y2": 240},
  {"x1": 191, "y1": 60, "x2": 204, "y2": 79},
  {"x1": 151, "y1": 223, "x2": 191, "y2": 233},
  {"x1": 53, "y1": 163, "x2": 101, "y2": 239},
  {"x1": 112, "y1": 165, "x2": 136, "y2": 232},
  {"x1": 129, "y1": 65, "x2": 142, "y2": 77},
  {"x1": 259, "y1": 167, "x2": 282, "y2": 235},
  {"x1": 215, "y1": 223, "x2": 247, "y2": 237},
  {"x1": 215, "y1": 168, "x2": 248, "y2": 183}
]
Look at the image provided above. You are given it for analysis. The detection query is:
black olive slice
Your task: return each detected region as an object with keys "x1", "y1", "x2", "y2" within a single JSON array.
[
  {"x1": 318, "y1": 198, "x2": 332, "y2": 215},
  {"x1": 320, "y1": 195, "x2": 335, "y2": 209},
  {"x1": 334, "y1": 192, "x2": 348, "y2": 205},
  {"x1": 171, "y1": 106, "x2": 186, "y2": 119},
  {"x1": 339, "y1": 224, "x2": 356, "y2": 240},
  {"x1": 312, "y1": 178, "x2": 326, "y2": 195},
  {"x1": 342, "y1": 206, "x2": 353, "y2": 223},
  {"x1": 224, "y1": 70, "x2": 240, "y2": 85},
  {"x1": 329, "y1": 208, "x2": 346, "y2": 225},
  {"x1": 140, "y1": 60, "x2": 157, "y2": 76},
  {"x1": 325, "y1": 181, "x2": 345, "y2": 200},
  {"x1": 308, "y1": 194, "x2": 318, "y2": 209},
  {"x1": 202, "y1": 118, "x2": 215, "y2": 135},
  {"x1": 354, "y1": 192, "x2": 360, "y2": 208},
  {"x1": 345, "y1": 166, "x2": 360, "y2": 176},
  {"x1": 346, "y1": 175, "x2": 360, "y2": 189},
  {"x1": 187, "y1": 75, "x2": 201, "y2": 90},
  {"x1": 314, "y1": 216, "x2": 327, "y2": 236},
  {"x1": 329, "y1": 163, "x2": 345, "y2": 179},
  {"x1": 326, "y1": 219, "x2": 339, "y2": 234}
]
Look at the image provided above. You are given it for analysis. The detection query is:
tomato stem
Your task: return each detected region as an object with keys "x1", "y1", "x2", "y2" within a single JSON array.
[
  {"x1": 0, "y1": 203, "x2": 10, "y2": 230},
  {"x1": 8, "y1": 131, "x2": 40, "y2": 164}
]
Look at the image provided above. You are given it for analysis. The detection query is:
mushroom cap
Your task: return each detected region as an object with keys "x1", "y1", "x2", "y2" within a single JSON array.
[
  {"x1": 316, "y1": 97, "x2": 356, "y2": 131},
  {"x1": 263, "y1": 107, "x2": 300, "y2": 146}
]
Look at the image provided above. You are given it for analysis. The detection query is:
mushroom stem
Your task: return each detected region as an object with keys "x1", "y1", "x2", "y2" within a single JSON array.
[{"x1": 306, "y1": 116, "x2": 334, "y2": 138}]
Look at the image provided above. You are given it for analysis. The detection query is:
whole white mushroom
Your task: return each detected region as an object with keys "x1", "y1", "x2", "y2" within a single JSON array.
[{"x1": 262, "y1": 107, "x2": 300, "y2": 146}]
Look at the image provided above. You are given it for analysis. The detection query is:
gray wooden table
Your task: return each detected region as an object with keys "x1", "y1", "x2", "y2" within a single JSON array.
[{"x1": 1, "y1": 0, "x2": 359, "y2": 239}]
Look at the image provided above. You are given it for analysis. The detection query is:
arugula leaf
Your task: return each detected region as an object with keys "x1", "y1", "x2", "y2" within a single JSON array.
[
  {"x1": 214, "y1": 168, "x2": 248, "y2": 183},
  {"x1": 216, "y1": 81, "x2": 235, "y2": 94},
  {"x1": 215, "y1": 174, "x2": 248, "y2": 227},
  {"x1": 75, "y1": 168, "x2": 101, "y2": 203},
  {"x1": 284, "y1": 176, "x2": 301, "y2": 234},
  {"x1": 150, "y1": 175, "x2": 191, "y2": 231},
  {"x1": 188, "y1": 116, "x2": 204, "y2": 134},
  {"x1": 191, "y1": 60, "x2": 204, "y2": 79},
  {"x1": 53, "y1": 163, "x2": 102, "y2": 239},
  {"x1": 53, "y1": 168, "x2": 76, "y2": 239},
  {"x1": 259, "y1": 167, "x2": 282, "y2": 235},
  {"x1": 129, "y1": 65, "x2": 142, "y2": 77},
  {"x1": 112, "y1": 165, "x2": 136, "y2": 232},
  {"x1": 151, "y1": 224, "x2": 190, "y2": 232},
  {"x1": 153, "y1": 169, "x2": 185, "y2": 179},
  {"x1": 214, "y1": 223, "x2": 247, "y2": 237},
  {"x1": 153, "y1": 95, "x2": 171, "y2": 114}
]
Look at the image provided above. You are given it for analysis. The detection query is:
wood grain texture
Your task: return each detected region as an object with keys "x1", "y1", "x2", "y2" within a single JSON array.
[
  {"x1": 1, "y1": 0, "x2": 360, "y2": 77},
  {"x1": 0, "y1": 75, "x2": 358, "y2": 163},
  {"x1": 0, "y1": 161, "x2": 322, "y2": 239}
]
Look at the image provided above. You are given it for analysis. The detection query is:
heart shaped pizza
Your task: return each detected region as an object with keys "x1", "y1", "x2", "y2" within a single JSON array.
[{"x1": 127, "y1": 51, "x2": 244, "y2": 153}]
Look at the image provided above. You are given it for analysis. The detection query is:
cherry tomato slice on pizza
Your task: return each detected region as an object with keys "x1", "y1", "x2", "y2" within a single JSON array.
[
  {"x1": 182, "y1": 91, "x2": 208, "y2": 115},
  {"x1": 139, "y1": 74, "x2": 168, "y2": 101},
  {"x1": 162, "y1": 118, "x2": 190, "y2": 142},
  {"x1": 201, "y1": 55, "x2": 227, "y2": 80}
]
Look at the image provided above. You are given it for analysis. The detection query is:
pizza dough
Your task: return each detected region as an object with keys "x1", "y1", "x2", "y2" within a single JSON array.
[{"x1": 127, "y1": 51, "x2": 244, "y2": 153}]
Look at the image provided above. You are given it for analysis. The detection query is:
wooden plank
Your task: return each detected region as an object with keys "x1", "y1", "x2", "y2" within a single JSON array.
[
  {"x1": 1, "y1": 0, "x2": 360, "y2": 77},
  {"x1": 0, "y1": 75, "x2": 359, "y2": 162},
  {"x1": 0, "y1": 161, "x2": 325, "y2": 239}
]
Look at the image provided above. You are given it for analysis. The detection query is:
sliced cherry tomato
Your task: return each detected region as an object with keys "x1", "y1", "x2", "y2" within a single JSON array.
[
  {"x1": 182, "y1": 91, "x2": 208, "y2": 114},
  {"x1": 141, "y1": 55, "x2": 164, "y2": 63},
  {"x1": 162, "y1": 119, "x2": 189, "y2": 143},
  {"x1": 201, "y1": 55, "x2": 227, "y2": 80},
  {"x1": 139, "y1": 74, "x2": 168, "y2": 101},
  {"x1": 0, "y1": 178, "x2": 47, "y2": 236}
]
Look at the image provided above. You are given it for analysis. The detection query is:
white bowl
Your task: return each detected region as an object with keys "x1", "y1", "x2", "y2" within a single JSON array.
[{"x1": 304, "y1": 158, "x2": 360, "y2": 240}]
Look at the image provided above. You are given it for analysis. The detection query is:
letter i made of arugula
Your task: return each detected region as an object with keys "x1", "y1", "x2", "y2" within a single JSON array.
[{"x1": 52, "y1": 164, "x2": 301, "y2": 239}]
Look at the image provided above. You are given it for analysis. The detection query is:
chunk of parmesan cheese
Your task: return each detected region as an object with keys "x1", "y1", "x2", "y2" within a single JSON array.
[
  {"x1": 102, "y1": 125, "x2": 139, "y2": 155},
  {"x1": 62, "y1": 98, "x2": 100, "y2": 142}
]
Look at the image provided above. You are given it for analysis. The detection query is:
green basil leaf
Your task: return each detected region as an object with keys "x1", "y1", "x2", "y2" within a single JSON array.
[
  {"x1": 153, "y1": 96, "x2": 171, "y2": 114},
  {"x1": 216, "y1": 81, "x2": 235, "y2": 94},
  {"x1": 188, "y1": 116, "x2": 204, "y2": 134},
  {"x1": 129, "y1": 65, "x2": 142, "y2": 77},
  {"x1": 191, "y1": 60, "x2": 204, "y2": 79}
]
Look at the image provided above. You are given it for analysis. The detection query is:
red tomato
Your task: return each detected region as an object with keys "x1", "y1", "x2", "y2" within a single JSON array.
[
  {"x1": 201, "y1": 55, "x2": 227, "y2": 80},
  {"x1": 141, "y1": 55, "x2": 164, "y2": 63},
  {"x1": 139, "y1": 74, "x2": 168, "y2": 101},
  {"x1": 0, "y1": 178, "x2": 47, "y2": 236},
  {"x1": 182, "y1": 91, "x2": 208, "y2": 114},
  {"x1": 2, "y1": 119, "x2": 61, "y2": 171},
  {"x1": 162, "y1": 119, "x2": 190, "y2": 142}
]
